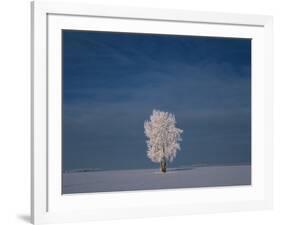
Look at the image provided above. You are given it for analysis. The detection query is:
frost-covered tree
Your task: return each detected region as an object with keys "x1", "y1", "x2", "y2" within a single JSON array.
[{"x1": 144, "y1": 110, "x2": 183, "y2": 173}]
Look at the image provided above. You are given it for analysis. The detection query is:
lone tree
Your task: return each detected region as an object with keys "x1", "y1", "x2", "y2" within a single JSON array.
[{"x1": 144, "y1": 110, "x2": 183, "y2": 173}]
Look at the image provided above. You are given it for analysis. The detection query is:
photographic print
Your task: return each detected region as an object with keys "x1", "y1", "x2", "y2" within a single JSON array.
[{"x1": 62, "y1": 30, "x2": 251, "y2": 194}]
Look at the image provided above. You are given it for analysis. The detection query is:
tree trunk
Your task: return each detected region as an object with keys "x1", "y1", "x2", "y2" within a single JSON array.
[{"x1": 160, "y1": 158, "x2": 166, "y2": 173}]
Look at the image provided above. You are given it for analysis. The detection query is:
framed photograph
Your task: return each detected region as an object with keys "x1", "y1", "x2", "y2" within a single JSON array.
[{"x1": 31, "y1": 1, "x2": 273, "y2": 224}]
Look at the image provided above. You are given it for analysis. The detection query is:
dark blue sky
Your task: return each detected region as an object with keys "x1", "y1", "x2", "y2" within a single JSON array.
[{"x1": 62, "y1": 30, "x2": 251, "y2": 171}]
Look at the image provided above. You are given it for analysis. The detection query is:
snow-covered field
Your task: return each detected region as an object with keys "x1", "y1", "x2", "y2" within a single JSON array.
[{"x1": 63, "y1": 165, "x2": 251, "y2": 194}]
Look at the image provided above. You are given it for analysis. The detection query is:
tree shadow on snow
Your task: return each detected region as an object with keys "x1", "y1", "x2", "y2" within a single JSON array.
[{"x1": 168, "y1": 166, "x2": 193, "y2": 172}]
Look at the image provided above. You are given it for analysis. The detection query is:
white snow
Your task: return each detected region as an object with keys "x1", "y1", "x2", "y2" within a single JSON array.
[
  {"x1": 144, "y1": 110, "x2": 183, "y2": 163},
  {"x1": 62, "y1": 165, "x2": 251, "y2": 194}
]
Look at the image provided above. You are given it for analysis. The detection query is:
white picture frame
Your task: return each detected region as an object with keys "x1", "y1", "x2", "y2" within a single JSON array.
[{"x1": 31, "y1": 1, "x2": 273, "y2": 224}]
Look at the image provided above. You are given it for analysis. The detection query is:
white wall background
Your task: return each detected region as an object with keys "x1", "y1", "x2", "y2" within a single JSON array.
[{"x1": 0, "y1": 0, "x2": 280, "y2": 224}]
